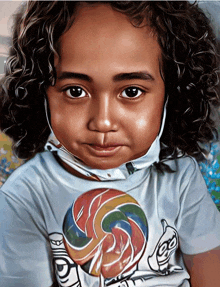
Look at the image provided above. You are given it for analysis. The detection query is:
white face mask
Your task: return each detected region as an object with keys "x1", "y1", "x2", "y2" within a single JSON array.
[{"x1": 45, "y1": 99, "x2": 168, "y2": 181}]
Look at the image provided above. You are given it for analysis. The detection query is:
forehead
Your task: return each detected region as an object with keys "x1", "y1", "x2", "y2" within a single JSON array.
[{"x1": 56, "y1": 4, "x2": 161, "y2": 76}]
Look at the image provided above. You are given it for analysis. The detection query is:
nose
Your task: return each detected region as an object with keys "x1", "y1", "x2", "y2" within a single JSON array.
[{"x1": 88, "y1": 94, "x2": 118, "y2": 133}]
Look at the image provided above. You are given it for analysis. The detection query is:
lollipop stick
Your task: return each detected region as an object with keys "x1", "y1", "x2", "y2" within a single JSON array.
[{"x1": 99, "y1": 274, "x2": 105, "y2": 287}]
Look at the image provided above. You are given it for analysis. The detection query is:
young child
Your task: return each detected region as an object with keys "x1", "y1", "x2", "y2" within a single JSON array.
[{"x1": 0, "y1": 1, "x2": 220, "y2": 287}]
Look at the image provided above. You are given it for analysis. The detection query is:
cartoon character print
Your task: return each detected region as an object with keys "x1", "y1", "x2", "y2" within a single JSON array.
[
  {"x1": 50, "y1": 215, "x2": 183, "y2": 286},
  {"x1": 104, "y1": 271, "x2": 155, "y2": 287},
  {"x1": 49, "y1": 232, "x2": 141, "y2": 287},
  {"x1": 148, "y1": 219, "x2": 182, "y2": 275},
  {"x1": 49, "y1": 233, "x2": 81, "y2": 287}
]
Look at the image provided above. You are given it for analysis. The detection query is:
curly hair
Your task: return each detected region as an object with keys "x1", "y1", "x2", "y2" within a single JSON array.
[{"x1": 0, "y1": 1, "x2": 219, "y2": 161}]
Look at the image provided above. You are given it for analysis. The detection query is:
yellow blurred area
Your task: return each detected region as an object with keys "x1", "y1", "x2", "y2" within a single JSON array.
[{"x1": 0, "y1": 133, "x2": 23, "y2": 185}]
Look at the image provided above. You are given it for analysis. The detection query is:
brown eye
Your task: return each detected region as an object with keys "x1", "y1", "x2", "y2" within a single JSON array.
[
  {"x1": 121, "y1": 87, "x2": 144, "y2": 98},
  {"x1": 65, "y1": 86, "x2": 87, "y2": 98}
]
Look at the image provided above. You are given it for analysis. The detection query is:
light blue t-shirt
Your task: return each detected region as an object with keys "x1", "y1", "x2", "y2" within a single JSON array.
[{"x1": 0, "y1": 151, "x2": 220, "y2": 287}]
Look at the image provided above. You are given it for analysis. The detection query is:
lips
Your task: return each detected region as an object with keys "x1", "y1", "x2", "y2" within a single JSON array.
[{"x1": 86, "y1": 143, "x2": 122, "y2": 157}]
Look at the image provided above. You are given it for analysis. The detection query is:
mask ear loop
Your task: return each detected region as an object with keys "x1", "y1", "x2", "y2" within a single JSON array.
[
  {"x1": 44, "y1": 97, "x2": 61, "y2": 145},
  {"x1": 158, "y1": 96, "x2": 168, "y2": 139}
]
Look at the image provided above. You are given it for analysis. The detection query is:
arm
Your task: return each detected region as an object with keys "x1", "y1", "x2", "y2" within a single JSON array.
[
  {"x1": 183, "y1": 246, "x2": 220, "y2": 287},
  {"x1": 176, "y1": 158, "x2": 220, "y2": 286}
]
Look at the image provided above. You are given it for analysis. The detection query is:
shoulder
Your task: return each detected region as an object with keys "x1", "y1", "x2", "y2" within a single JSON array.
[
  {"x1": 0, "y1": 151, "x2": 59, "y2": 197},
  {"x1": 165, "y1": 155, "x2": 199, "y2": 173},
  {"x1": 159, "y1": 155, "x2": 201, "y2": 182},
  {"x1": 156, "y1": 155, "x2": 206, "y2": 197},
  {"x1": 2, "y1": 151, "x2": 55, "y2": 181},
  {"x1": 174, "y1": 155, "x2": 201, "y2": 181}
]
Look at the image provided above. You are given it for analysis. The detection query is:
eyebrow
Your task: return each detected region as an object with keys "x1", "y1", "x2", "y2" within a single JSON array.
[
  {"x1": 113, "y1": 72, "x2": 154, "y2": 82},
  {"x1": 57, "y1": 71, "x2": 154, "y2": 82},
  {"x1": 57, "y1": 72, "x2": 92, "y2": 82}
]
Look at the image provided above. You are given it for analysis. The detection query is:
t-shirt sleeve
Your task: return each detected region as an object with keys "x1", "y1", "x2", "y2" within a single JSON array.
[
  {"x1": 176, "y1": 158, "x2": 220, "y2": 255},
  {"x1": 0, "y1": 190, "x2": 54, "y2": 287}
]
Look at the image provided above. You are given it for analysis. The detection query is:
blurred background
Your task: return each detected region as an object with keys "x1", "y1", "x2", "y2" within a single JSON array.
[{"x1": 0, "y1": 1, "x2": 22, "y2": 75}]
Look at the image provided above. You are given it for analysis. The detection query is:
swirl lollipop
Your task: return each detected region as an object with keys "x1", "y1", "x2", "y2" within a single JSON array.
[{"x1": 63, "y1": 188, "x2": 148, "y2": 282}]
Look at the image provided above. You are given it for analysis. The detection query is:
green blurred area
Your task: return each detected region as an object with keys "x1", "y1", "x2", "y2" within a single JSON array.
[{"x1": 214, "y1": 153, "x2": 220, "y2": 211}]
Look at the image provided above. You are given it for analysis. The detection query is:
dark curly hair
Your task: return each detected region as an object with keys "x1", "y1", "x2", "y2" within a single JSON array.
[{"x1": 0, "y1": 1, "x2": 219, "y2": 162}]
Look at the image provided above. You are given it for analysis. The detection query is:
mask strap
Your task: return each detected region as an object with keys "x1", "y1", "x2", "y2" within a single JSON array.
[
  {"x1": 158, "y1": 96, "x2": 168, "y2": 139},
  {"x1": 44, "y1": 97, "x2": 61, "y2": 145},
  {"x1": 44, "y1": 97, "x2": 52, "y2": 132}
]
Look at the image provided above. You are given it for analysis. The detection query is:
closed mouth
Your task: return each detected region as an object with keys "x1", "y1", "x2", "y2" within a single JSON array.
[
  {"x1": 86, "y1": 144, "x2": 122, "y2": 156},
  {"x1": 90, "y1": 144, "x2": 121, "y2": 150}
]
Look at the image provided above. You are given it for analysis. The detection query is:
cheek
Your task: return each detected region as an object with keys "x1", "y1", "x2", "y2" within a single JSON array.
[
  {"x1": 135, "y1": 113, "x2": 159, "y2": 133},
  {"x1": 50, "y1": 108, "x2": 66, "y2": 133},
  {"x1": 133, "y1": 107, "x2": 163, "y2": 141},
  {"x1": 51, "y1": 105, "x2": 84, "y2": 129},
  {"x1": 135, "y1": 117, "x2": 149, "y2": 129}
]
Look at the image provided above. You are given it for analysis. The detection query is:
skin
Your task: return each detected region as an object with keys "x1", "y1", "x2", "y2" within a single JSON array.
[
  {"x1": 47, "y1": 4, "x2": 220, "y2": 286},
  {"x1": 183, "y1": 247, "x2": 220, "y2": 287}
]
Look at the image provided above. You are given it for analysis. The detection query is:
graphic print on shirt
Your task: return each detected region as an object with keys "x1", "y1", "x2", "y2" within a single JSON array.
[
  {"x1": 62, "y1": 188, "x2": 148, "y2": 285},
  {"x1": 49, "y1": 232, "x2": 81, "y2": 287},
  {"x1": 148, "y1": 219, "x2": 183, "y2": 275}
]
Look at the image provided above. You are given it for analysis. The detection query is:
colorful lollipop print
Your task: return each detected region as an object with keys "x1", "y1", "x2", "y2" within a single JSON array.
[{"x1": 63, "y1": 188, "x2": 148, "y2": 281}]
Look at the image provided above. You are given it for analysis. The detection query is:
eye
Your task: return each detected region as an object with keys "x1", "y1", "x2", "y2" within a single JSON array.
[
  {"x1": 158, "y1": 242, "x2": 168, "y2": 256},
  {"x1": 64, "y1": 86, "x2": 87, "y2": 98},
  {"x1": 121, "y1": 87, "x2": 144, "y2": 98},
  {"x1": 55, "y1": 259, "x2": 69, "y2": 277},
  {"x1": 168, "y1": 236, "x2": 177, "y2": 250}
]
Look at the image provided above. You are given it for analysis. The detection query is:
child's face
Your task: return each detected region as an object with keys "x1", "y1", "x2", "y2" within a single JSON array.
[{"x1": 47, "y1": 4, "x2": 165, "y2": 170}]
